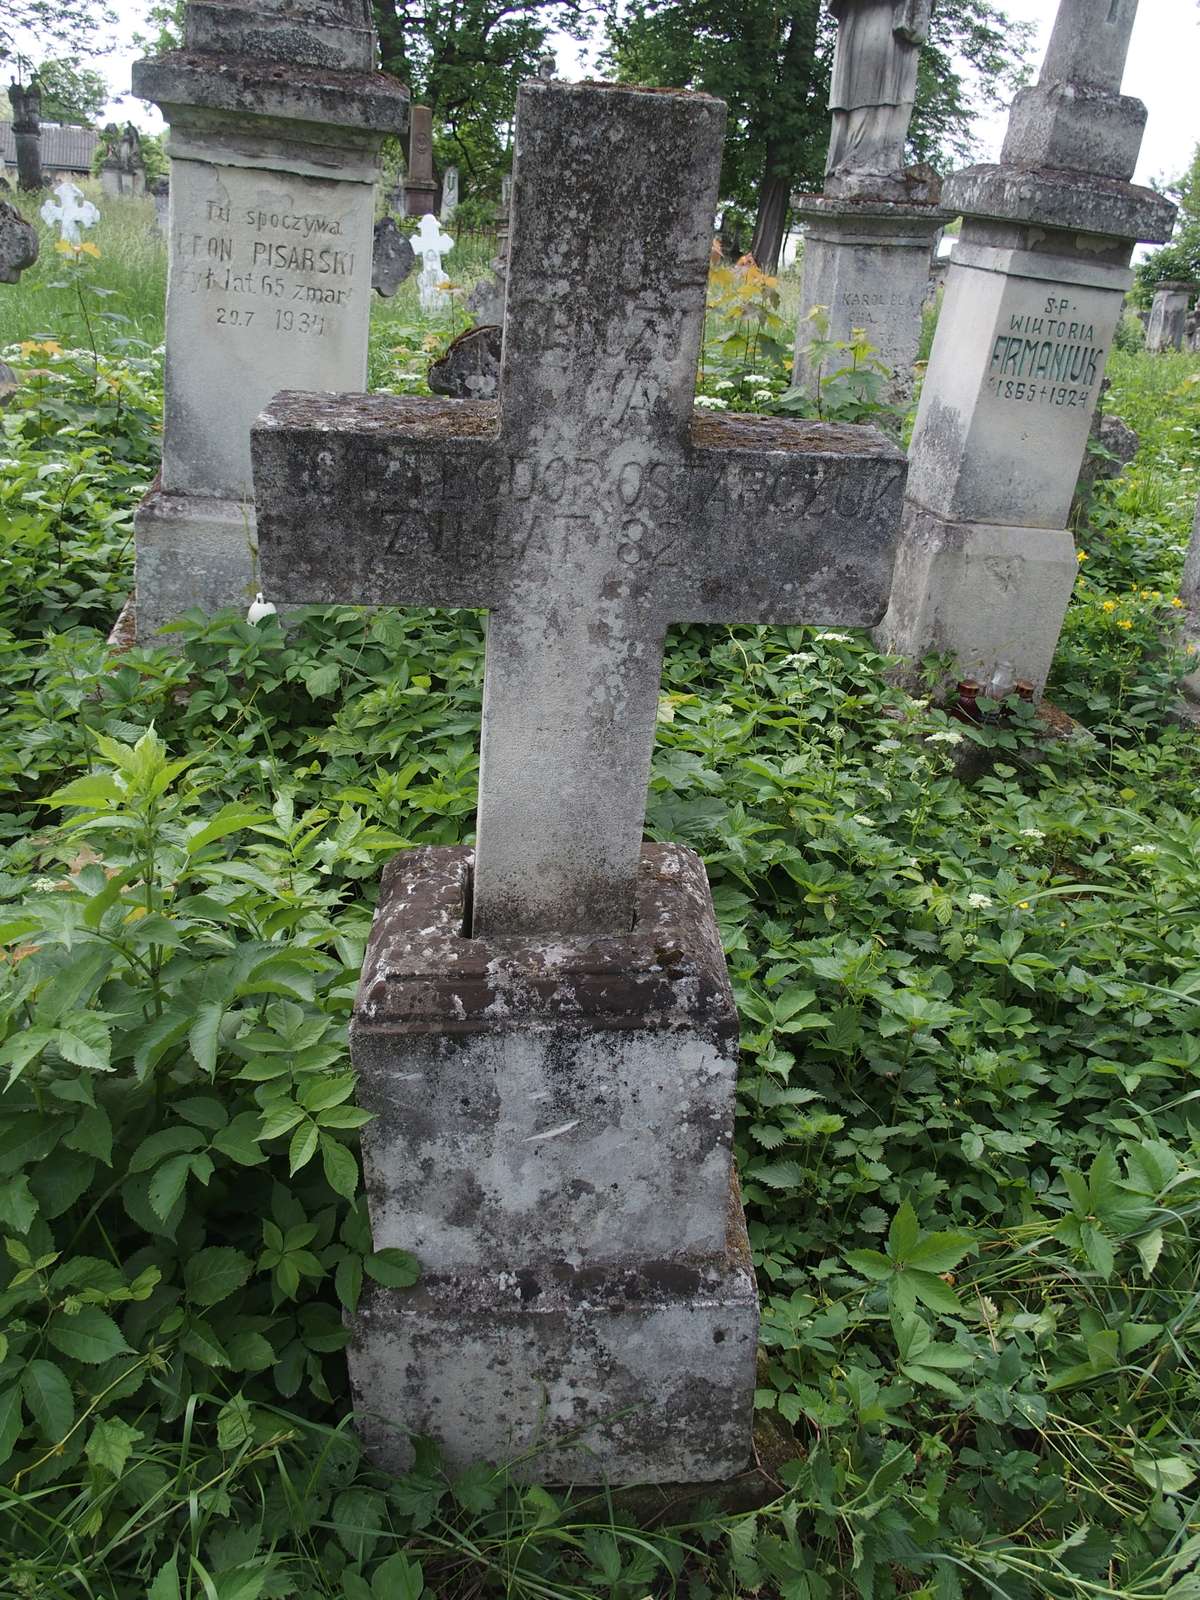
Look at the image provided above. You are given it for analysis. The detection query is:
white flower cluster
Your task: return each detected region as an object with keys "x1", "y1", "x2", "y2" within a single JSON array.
[
  {"x1": 780, "y1": 651, "x2": 816, "y2": 668},
  {"x1": 967, "y1": 892, "x2": 993, "y2": 910},
  {"x1": 816, "y1": 631, "x2": 853, "y2": 644},
  {"x1": 1018, "y1": 827, "x2": 1045, "y2": 841},
  {"x1": 1130, "y1": 843, "x2": 1159, "y2": 857},
  {"x1": 743, "y1": 373, "x2": 772, "y2": 384},
  {"x1": 753, "y1": 389, "x2": 774, "y2": 403},
  {"x1": 695, "y1": 395, "x2": 729, "y2": 410},
  {"x1": 927, "y1": 730, "x2": 964, "y2": 745},
  {"x1": 714, "y1": 379, "x2": 735, "y2": 391}
]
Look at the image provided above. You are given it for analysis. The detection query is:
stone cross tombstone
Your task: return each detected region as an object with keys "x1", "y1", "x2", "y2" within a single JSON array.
[
  {"x1": 404, "y1": 104, "x2": 437, "y2": 217},
  {"x1": 0, "y1": 201, "x2": 38, "y2": 282},
  {"x1": 253, "y1": 80, "x2": 904, "y2": 1484},
  {"x1": 877, "y1": 0, "x2": 1176, "y2": 696},
  {"x1": 1146, "y1": 281, "x2": 1196, "y2": 353},
  {"x1": 793, "y1": 0, "x2": 944, "y2": 403},
  {"x1": 130, "y1": 0, "x2": 408, "y2": 638},
  {"x1": 40, "y1": 182, "x2": 99, "y2": 244},
  {"x1": 413, "y1": 211, "x2": 453, "y2": 312}
]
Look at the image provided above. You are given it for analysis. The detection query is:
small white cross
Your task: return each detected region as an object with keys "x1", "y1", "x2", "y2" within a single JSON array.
[
  {"x1": 40, "y1": 181, "x2": 100, "y2": 245},
  {"x1": 413, "y1": 213, "x2": 454, "y2": 312}
]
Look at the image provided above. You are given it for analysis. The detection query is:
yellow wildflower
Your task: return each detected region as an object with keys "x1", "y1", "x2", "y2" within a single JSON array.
[
  {"x1": 1018, "y1": 901, "x2": 1030, "y2": 910},
  {"x1": 1076, "y1": 550, "x2": 1088, "y2": 562},
  {"x1": 18, "y1": 339, "x2": 62, "y2": 356},
  {"x1": 1172, "y1": 596, "x2": 1185, "y2": 608},
  {"x1": 1116, "y1": 618, "x2": 1133, "y2": 630},
  {"x1": 1101, "y1": 600, "x2": 1117, "y2": 612},
  {"x1": 78, "y1": 241, "x2": 101, "y2": 259},
  {"x1": 54, "y1": 238, "x2": 78, "y2": 255}
]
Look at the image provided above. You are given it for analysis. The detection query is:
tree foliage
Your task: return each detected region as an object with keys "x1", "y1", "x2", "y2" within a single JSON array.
[
  {"x1": 34, "y1": 59, "x2": 108, "y2": 124},
  {"x1": 1133, "y1": 143, "x2": 1200, "y2": 308},
  {"x1": 0, "y1": 0, "x2": 116, "y2": 81},
  {"x1": 370, "y1": 0, "x2": 593, "y2": 197},
  {"x1": 604, "y1": 0, "x2": 1034, "y2": 269}
]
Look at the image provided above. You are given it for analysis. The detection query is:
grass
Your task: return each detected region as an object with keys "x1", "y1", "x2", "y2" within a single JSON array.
[{"x1": 3, "y1": 216, "x2": 1200, "y2": 1596}]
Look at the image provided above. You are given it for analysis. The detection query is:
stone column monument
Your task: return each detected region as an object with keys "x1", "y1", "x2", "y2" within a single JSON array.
[
  {"x1": 1146, "y1": 281, "x2": 1196, "y2": 353},
  {"x1": 7, "y1": 83, "x2": 43, "y2": 193},
  {"x1": 130, "y1": 0, "x2": 408, "y2": 639},
  {"x1": 252, "y1": 79, "x2": 906, "y2": 1483},
  {"x1": 792, "y1": 0, "x2": 945, "y2": 402},
  {"x1": 876, "y1": 0, "x2": 1176, "y2": 697},
  {"x1": 404, "y1": 105, "x2": 437, "y2": 217}
]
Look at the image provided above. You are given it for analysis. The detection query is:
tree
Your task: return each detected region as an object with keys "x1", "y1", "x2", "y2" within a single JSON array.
[
  {"x1": 35, "y1": 59, "x2": 108, "y2": 124},
  {"x1": 604, "y1": 0, "x2": 1033, "y2": 272},
  {"x1": 1133, "y1": 144, "x2": 1200, "y2": 308},
  {"x1": 1, "y1": 0, "x2": 116, "y2": 77},
  {"x1": 369, "y1": 0, "x2": 595, "y2": 198}
]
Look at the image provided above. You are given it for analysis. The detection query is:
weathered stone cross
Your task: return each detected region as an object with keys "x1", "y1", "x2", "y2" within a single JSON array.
[{"x1": 253, "y1": 82, "x2": 905, "y2": 937}]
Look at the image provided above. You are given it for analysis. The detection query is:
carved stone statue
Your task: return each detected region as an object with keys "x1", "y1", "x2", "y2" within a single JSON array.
[{"x1": 825, "y1": 0, "x2": 931, "y2": 196}]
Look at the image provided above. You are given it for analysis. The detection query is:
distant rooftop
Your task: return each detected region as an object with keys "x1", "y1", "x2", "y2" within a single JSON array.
[{"x1": 0, "y1": 124, "x2": 99, "y2": 173}]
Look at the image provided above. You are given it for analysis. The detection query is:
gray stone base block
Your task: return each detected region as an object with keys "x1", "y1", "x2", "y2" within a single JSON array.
[
  {"x1": 351, "y1": 843, "x2": 740, "y2": 1272},
  {"x1": 791, "y1": 196, "x2": 945, "y2": 402},
  {"x1": 134, "y1": 486, "x2": 258, "y2": 642},
  {"x1": 348, "y1": 1189, "x2": 758, "y2": 1484},
  {"x1": 874, "y1": 507, "x2": 1077, "y2": 696}
]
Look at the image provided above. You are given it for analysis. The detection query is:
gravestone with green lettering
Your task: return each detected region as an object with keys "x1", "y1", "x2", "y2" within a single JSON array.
[{"x1": 876, "y1": 0, "x2": 1175, "y2": 695}]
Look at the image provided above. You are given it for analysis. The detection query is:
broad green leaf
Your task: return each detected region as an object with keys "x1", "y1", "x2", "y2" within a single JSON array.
[
  {"x1": 185, "y1": 1247, "x2": 253, "y2": 1308},
  {"x1": 185, "y1": 806, "x2": 271, "y2": 856},
  {"x1": 22, "y1": 1358, "x2": 74, "y2": 1439},
  {"x1": 0, "y1": 1174, "x2": 37, "y2": 1232},
  {"x1": 149, "y1": 1153, "x2": 195, "y2": 1220},
  {"x1": 86, "y1": 1415, "x2": 142, "y2": 1477},
  {"x1": 1136, "y1": 1226, "x2": 1164, "y2": 1277},
  {"x1": 48, "y1": 772, "x2": 122, "y2": 809},
  {"x1": 844, "y1": 1249, "x2": 891, "y2": 1281},
  {"x1": 55, "y1": 1012, "x2": 112, "y2": 1073},
  {"x1": 288, "y1": 1119, "x2": 318, "y2": 1176},
  {"x1": 129, "y1": 1126, "x2": 206, "y2": 1172},
  {"x1": 887, "y1": 1201, "x2": 921, "y2": 1262},
  {"x1": 217, "y1": 1393, "x2": 254, "y2": 1451},
  {"x1": 0, "y1": 1385, "x2": 22, "y2": 1468},
  {"x1": 364, "y1": 1248, "x2": 420, "y2": 1289},
  {"x1": 320, "y1": 1132, "x2": 359, "y2": 1199},
  {"x1": 748, "y1": 1159, "x2": 807, "y2": 1189},
  {"x1": 148, "y1": 1555, "x2": 181, "y2": 1600},
  {"x1": 905, "y1": 1231, "x2": 973, "y2": 1274},
  {"x1": 372, "y1": 1554, "x2": 424, "y2": 1600},
  {"x1": 908, "y1": 1270, "x2": 964, "y2": 1316},
  {"x1": 47, "y1": 1305, "x2": 131, "y2": 1364},
  {"x1": 189, "y1": 1001, "x2": 225, "y2": 1075},
  {"x1": 1131, "y1": 1455, "x2": 1196, "y2": 1495}
]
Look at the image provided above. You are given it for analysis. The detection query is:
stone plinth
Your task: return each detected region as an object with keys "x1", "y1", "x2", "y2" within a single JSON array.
[
  {"x1": 346, "y1": 841, "x2": 758, "y2": 1482},
  {"x1": 0, "y1": 201, "x2": 38, "y2": 283},
  {"x1": 129, "y1": 4, "x2": 408, "y2": 638},
  {"x1": 1146, "y1": 281, "x2": 1196, "y2": 354},
  {"x1": 876, "y1": 0, "x2": 1176, "y2": 697},
  {"x1": 792, "y1": 193, "x2": 946, "y2": 401}
]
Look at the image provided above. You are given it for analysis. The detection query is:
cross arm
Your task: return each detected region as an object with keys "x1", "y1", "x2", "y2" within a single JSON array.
[
  {"x1": 667, "y1": 414, "x2": 907, "y2": 626},
  {"x1": 253, "y1": 392, "x2": 504, "y2": 608}
]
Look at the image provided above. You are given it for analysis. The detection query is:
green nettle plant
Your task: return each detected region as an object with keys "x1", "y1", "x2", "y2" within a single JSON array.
[{"x1": 3, "y1": 322, "x2": 1200, "y2": 1596}]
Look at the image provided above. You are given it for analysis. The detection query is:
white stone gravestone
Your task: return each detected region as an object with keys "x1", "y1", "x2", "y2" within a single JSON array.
[
  {"x1": 40, "y1": 182, "x2": 99, "y2": 245},
  {"x1": 414, "y1": 212, "x2": 453, "y2": 312},
  {"x1": 877, "y1": 0, "x2": 1176, "y2": 696},
  {"x1": 129, "y1": 0, "x2": 408, "y2": 639},
  {"x1": 792, "y1": 0, "x2": 945, "y2": 403},
  {"x1": 253, "y1": 80, "x2": 906, "y2": 1483}
]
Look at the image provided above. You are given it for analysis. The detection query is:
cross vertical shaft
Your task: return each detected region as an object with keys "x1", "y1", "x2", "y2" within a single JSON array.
[{"x1": 470, "y1": 84, "x2": 724, "y2": 936}]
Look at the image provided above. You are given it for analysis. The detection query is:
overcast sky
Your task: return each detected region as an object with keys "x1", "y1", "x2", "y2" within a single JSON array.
[{"x1": 98, "y1": 0, "x2": 1198, "y2": 187}]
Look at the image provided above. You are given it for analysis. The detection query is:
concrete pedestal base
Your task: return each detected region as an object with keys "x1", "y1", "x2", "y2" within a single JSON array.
[
  {"x1": 347, "y1": 841, "x2": 758, "y2": 1484},
  {"x1": 875, "y1": 506, "x2": 1078, "y2": 696},
  {"x1": 792, "y1": 195, "x2": 945, "y2": 403},
  {"x1": 133, "y1": 485, "x2": 257, "y2": 641},
  {"x1": 350, "y1": 1186, "x2": 758, "y2": 1483}
]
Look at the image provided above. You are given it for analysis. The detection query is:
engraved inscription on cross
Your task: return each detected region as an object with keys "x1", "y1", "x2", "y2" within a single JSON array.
[{"x1": 253, "y1": 82, "x2": 906, "y2": 937}]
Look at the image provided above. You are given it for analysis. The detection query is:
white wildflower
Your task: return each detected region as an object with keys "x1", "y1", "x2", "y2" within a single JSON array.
[
  {"x1": 1130, "y1": 843, "x2": 1159, "y2": 857},
  {"x1": 873, "y1": 739, "x2": 901, "y2": 754},
  {"x1": 714, "y1": 379, "x2": 735, "y2": 391},
  {"x1": 695, "y1": 395, "x2": 729, "y2": 410},
  {"x1": 852, "y1": 813, "x2": 873, "y2": 827},
  {"x1": 1018, "y1": 827, "x2": 1045, "y2": 841},
  {"x1": 742, "y1": 372, "x2": 771, "y2": 383},
  {"x1": 780, "y1": 651, "x2": 816, "y2": 668},
  {"x1": 816, "y1": 631, "x2": 853, "y2": 643},
  {"x1": 31, "y1": 877, "x2": 58, "y2": 892},
  {"x1": 927, "y1": 730, "x2": 964, "y2": 745},
  {"x1": 753, "y1": 389, "x2": 774, "y2": 402},
  {"x1": 967, "y1": 892, "x2": 993, "y2": 910}
]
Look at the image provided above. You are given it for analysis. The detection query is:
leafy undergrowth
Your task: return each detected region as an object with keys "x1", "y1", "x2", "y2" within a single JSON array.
[{"x1": 3, "y1": 348, "x2": 1200, "y2": 1598}]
